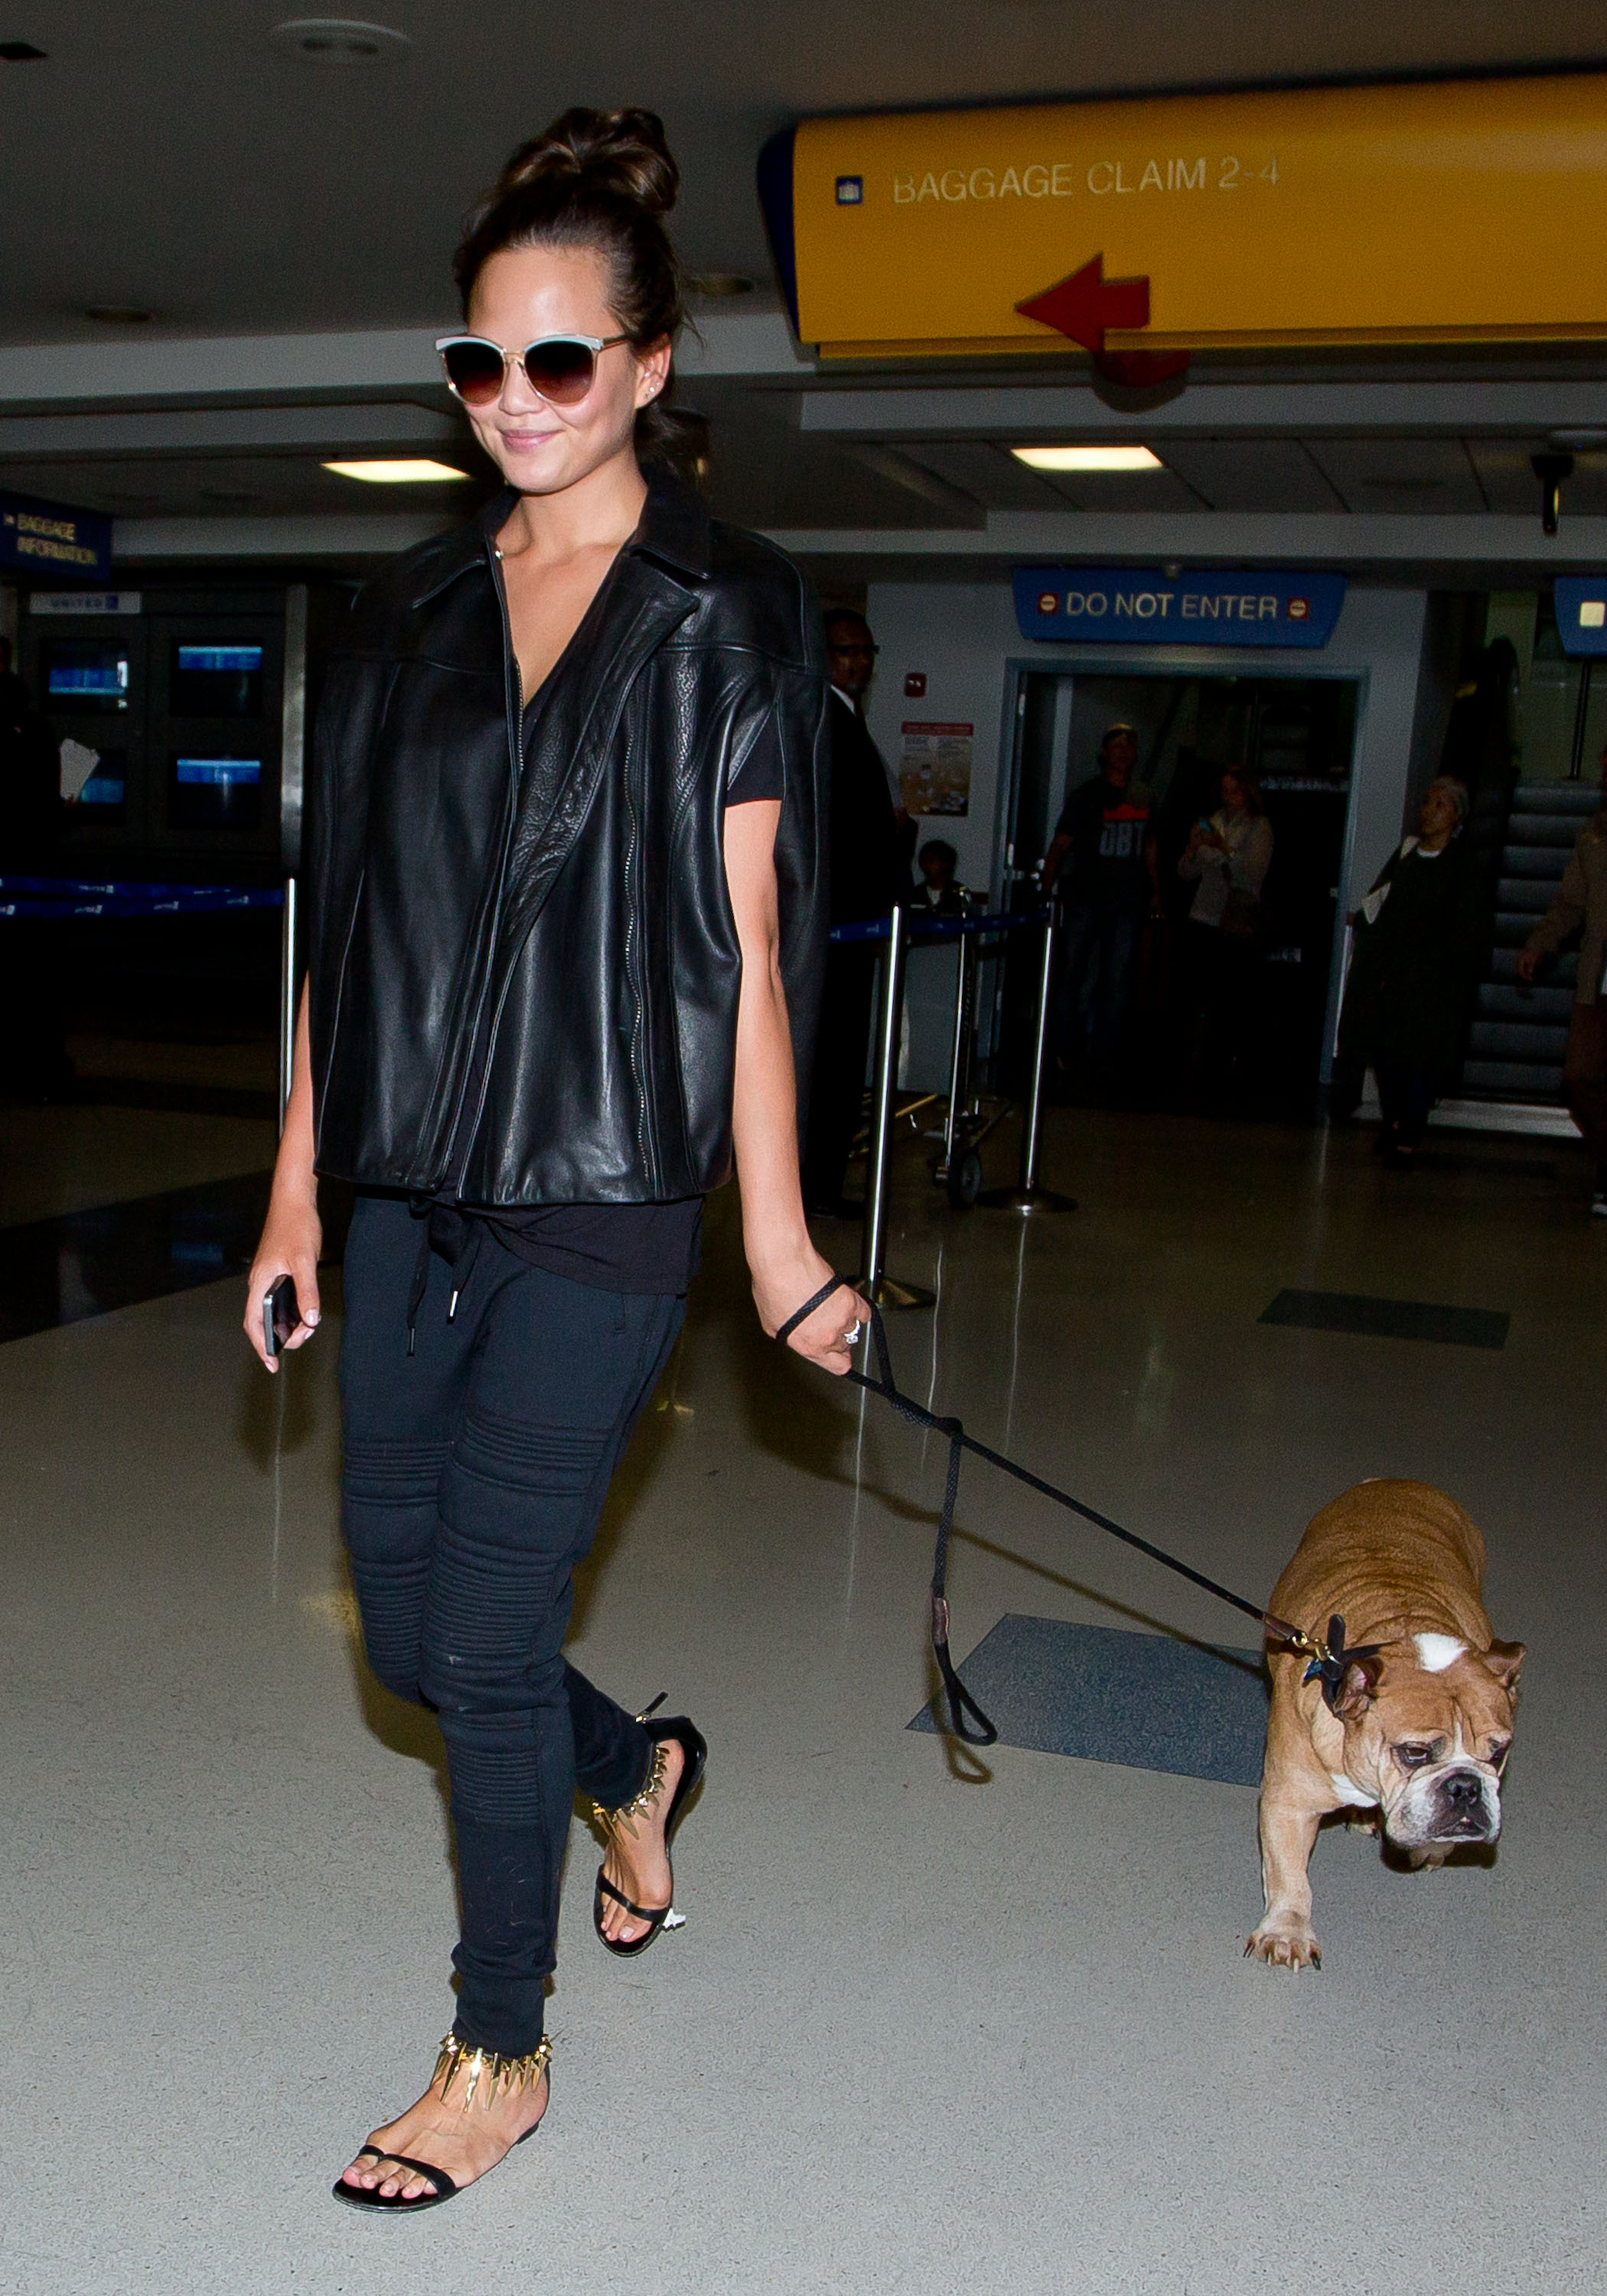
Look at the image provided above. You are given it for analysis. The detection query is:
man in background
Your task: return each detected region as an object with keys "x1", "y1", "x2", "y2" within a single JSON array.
[
  {"x1": 801, "y1": 608, "x2": 908, "y2": 1217},
  {"x1": 1518, "y1": 741, "x2": 1607, "y2": 1215},
  {"x1": 910, "y1": 837, "x2": 969, "y2": 917},
  {"x1": 1041, "y1": 722, "x2": 1160, "y2": 1084}
]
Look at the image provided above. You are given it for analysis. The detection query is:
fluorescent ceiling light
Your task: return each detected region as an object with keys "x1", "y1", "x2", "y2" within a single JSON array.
[
  {"x1": 1012, "y1": 445, "x2": 1162, "y2": 472},
  {"x1": 323, "y1": 459, "x2": 471, "y2": 483}
]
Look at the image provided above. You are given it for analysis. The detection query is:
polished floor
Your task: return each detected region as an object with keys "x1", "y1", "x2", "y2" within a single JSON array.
[{"x1": 0, "y1": 1104, "x2": 1602, "y2": 2294}]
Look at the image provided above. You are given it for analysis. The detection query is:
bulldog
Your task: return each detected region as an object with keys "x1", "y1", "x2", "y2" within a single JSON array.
[{"x1": 1247, "y1": 1479, "x2": 1524, "y2": 1970}]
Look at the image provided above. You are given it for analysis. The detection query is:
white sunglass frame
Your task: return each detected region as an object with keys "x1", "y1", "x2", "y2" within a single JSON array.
[{"x1": 434, "y1": 331, "x2": 632, "y2": 406}]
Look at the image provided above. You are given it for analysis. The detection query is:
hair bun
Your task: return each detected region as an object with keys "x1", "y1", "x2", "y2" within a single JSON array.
[{"x1": 500, "y1": 107, "x2": 679, "y2": 218}]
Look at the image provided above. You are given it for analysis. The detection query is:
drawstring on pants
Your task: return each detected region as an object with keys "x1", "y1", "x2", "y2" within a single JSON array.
[{"x1": 406, "y1": 1201, "x2": 486, "y2": 1355}]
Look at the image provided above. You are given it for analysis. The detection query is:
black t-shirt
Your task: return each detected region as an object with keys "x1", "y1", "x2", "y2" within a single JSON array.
[
  {"x1": 478, "y1": 646, "x2": 786, "y2": 1296},
  {"x1": 1055, "y1": 773, "x2": 1155, "y2": 912}
]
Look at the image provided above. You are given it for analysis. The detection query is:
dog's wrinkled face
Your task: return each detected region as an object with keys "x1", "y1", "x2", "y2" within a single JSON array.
[{"x1": 1332, "y1": 1632, "x2": 1524, "y2": 1849}]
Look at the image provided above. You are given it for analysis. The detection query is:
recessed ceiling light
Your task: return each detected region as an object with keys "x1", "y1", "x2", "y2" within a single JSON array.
[
  {"x1": 269, "y1": 18, "x2": 410, "y2": 63},
  {"x1": 85, "y1": 305, "x2": 155, "y2": 325},
  {"x1": 0, "y1": 40, "x2": 46, "y2": 60},
  {"x1": 1012, "y1": 445, "x2": 1162, "y2": 472},
  {"x1": 688, "y1": 273, "x2": 756, "y2": 298},
  {"x1": 323, "y1": 459, "x2": 471, "y2": 484}
]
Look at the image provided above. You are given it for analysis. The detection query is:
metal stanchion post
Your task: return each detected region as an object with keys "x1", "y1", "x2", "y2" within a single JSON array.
[
  {"x1": 940, "y1": 925, "x2": 974, "y2": 1181},
  {"x1": 278, "y1": 875, "x2": 298, "y2": 1132},
  {"x1": 277, "y1": 582, "x2": 309, "y2": 1135},
  {"x1": 858, "y1": 905, "x2": 936, "y2": 1310},
  {"x1": 977, "y1": 905, "x2": 1077, "y2": 1215}
]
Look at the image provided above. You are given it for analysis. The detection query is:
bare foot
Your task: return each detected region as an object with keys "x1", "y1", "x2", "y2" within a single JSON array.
[
  {"x1": 598, "y1": 1734, "x2": 686, "y2": 1947},
  {"x1": 339, "y1": 2042, "x2": 549, "y2": 2203}
]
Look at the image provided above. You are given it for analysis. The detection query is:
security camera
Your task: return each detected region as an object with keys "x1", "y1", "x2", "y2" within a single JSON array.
[{"x1": 1532, "y1": 451, "x2": 1573, "y2": 537}]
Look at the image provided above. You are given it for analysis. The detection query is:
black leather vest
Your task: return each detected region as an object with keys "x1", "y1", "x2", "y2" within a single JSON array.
[{"x1": 305, "y1": 480, "x2": 829, "y2": 1205}]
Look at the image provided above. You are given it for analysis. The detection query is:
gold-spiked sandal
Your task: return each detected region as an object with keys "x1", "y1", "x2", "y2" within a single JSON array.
[
  {"x1": 331, "y1": 2032, "x2": 552, "y2": 2213},
  {"x1": 592, "y1": 1701, "x2": 708, "y2": 1958}
]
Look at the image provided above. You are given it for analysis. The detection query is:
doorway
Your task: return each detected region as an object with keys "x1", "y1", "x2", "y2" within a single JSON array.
[{"x1": 997, "y1": 666, "x2": 1361, "y2": 1115}]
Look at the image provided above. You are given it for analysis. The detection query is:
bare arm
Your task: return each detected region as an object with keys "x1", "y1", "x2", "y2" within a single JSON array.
[
  {"x1": 723, "y1": 799, "x2": 869, "y2": 1374},
  {"x1": 243, "y1": 977, "x2": 322, "y2": 1369},
  {"x1": 1039, "y1": 829, "x2": 1072, "y2": 895}
]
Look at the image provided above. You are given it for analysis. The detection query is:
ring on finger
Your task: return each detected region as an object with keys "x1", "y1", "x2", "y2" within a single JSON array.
[{"x1": 843, "y1": 1319, "x2": 864, "y2": 1346}]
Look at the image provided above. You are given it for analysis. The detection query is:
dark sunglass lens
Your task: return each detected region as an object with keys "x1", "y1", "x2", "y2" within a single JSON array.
[
  {"x1": 521, "y1": 339, "x2": 598, "y2": 403},
  {"x1": 442, "y1": 341, "x2": 505, "y2": 404}
]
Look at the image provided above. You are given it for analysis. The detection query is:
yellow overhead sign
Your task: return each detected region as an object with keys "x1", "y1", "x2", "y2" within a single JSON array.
[{"x1": 768, "y1": 76, "x2": 1607, "y2": 357}]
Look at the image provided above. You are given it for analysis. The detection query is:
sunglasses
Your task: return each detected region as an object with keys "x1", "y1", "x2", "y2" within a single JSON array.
[{"x1": 435, "y1": 331, "x2": 631, "y2": 409}]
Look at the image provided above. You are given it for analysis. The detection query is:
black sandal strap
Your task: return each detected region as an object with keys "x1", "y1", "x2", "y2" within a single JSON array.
[
  {"x1": 596, "y1": 1873, "x2": 667, "y2": 1924},
  {"x1": 350, "y1": 2152, "x2": 458, "y2": 2200},
  {"x1": 776, "y1": 1274, "x2": 850, "y2": 1348}
]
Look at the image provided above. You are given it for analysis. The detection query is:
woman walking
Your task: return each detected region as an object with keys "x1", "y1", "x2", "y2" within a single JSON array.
[{"x1": 245, "y1": 109, "x2": 865, "y2": 2211}]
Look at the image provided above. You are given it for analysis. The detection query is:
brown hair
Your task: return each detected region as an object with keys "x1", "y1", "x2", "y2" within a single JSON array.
[
  {"x1": 453, "y1": 107, "x2": 706, "y2": 486},
  {"x1": 1220, "y1": 765, "x2": 1265, "y2": 816}
]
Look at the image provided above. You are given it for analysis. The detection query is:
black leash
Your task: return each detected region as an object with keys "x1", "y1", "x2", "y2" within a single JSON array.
[{"x1": 776, "y1": 1276, "x2": 1364, "y2": 1743}]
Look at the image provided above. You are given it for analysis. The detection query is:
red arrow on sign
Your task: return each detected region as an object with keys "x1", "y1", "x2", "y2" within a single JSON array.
[
  {"x1": 1015, "y1": 255, "x2": 1190, "y2": 388},
  {"x1": 1015, "y1": 255, "x2": 1149, "y2": 353}
]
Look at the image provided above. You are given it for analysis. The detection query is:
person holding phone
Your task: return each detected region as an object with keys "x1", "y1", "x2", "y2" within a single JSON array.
[{"x1": 245, "y1": 108, "x2": 866, "y2": 2213}]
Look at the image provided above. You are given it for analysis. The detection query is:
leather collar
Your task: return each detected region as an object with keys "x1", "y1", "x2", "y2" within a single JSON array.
[{"x1": 409, "y1": 471, "x2": 710, "y2": 610}]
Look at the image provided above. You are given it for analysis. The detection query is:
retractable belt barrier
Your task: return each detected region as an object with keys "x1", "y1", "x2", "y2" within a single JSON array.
[
  {"x1": 777, "y1": 1282, "x2": 1343, "y2": 1746},
  {"x1": 0, "y1": 876, "x2": 283, "y2": 921},
  {"x1": 828, "y1": 905, "x2": 1037, "y2": 947}
]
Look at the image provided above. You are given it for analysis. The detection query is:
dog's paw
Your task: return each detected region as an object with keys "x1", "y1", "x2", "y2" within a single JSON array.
[{"x1": 1245, "y1": 1915, "x2": 1322, "y2": 1971}]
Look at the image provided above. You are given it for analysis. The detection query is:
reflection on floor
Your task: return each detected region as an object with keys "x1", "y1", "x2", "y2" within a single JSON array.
[
  {"x1": 0, "y1": 1105, "x2": 1601, "y2": 2294},
  {"x1": 0, "y1": 1097, "x2": 275, "y2": 1227},
  {"x1": 0, "y1": 1169, "x2": 272, "y2": 1344}
]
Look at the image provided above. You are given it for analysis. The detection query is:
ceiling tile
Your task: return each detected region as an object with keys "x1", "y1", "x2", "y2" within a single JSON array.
[
  {"x1": 1028, "y1": 464, "x2": 1206, "y2": 514},
  {"x1": 1302, "y1": 437, "x2": 1487, "y2": 512},
  {"x1": 1158, "y1": 439, "x2": 1346, "y2": 512},
  {"x1": 904, "y1": 440, "x2": 1064, "y2": 510}
]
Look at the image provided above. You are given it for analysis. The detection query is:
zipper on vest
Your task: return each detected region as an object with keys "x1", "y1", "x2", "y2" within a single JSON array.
[
  {"x1": 620, "y1": 727, "x2": 661, "y2": 1193},
  {"x1": 440, "y1": 536, "x2": 523, "y2": 1195}
]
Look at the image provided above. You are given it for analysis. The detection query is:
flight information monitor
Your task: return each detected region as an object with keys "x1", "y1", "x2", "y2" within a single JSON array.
[
  {"x1": 44, "y1": 640, "x2": 131, "y2": 712},
  {"x1": 77, "y1": 748, "x2": 127, "y2": 811},
  {"x1": 170, "y1": 754, "x2": 262, "y2": 829},
  {"x1": 171, "y1": 640, "x2": 264, "y2": 718}
]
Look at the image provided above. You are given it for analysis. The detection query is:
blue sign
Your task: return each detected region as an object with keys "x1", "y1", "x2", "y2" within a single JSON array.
[
  {"x1": 1553, "y1": 577, "x2": 1607, "y2": 657},
  {"x1": 0, "y1": 489, "x2": 112, "y2": 583},
  {"x1": 1013, "y1": 567, "x2": 1347, "y2": 649}
]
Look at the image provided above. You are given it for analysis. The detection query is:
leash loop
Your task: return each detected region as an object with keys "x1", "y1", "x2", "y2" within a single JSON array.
[{"x1": 774, "y1": 1273, "x2": 853, "y2": 1350}]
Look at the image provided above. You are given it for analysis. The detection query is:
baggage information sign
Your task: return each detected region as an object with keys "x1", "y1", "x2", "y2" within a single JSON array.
[
  {"x1": 762, "y1": 75, "x2": 1607, "y2": 360},
  {"x1": 1, "y1": 490, "x2": 112, "y2": 582}
]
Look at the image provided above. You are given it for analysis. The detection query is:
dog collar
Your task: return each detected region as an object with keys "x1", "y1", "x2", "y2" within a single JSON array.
[{"x1": 1267, "y1": 1611, "x2": 1385, "y2": 1712}]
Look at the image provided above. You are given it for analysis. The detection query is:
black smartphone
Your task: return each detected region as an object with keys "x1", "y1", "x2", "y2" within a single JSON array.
[{"x1": 264, "y1": 1274, "x2": 302, "y2": 1361}]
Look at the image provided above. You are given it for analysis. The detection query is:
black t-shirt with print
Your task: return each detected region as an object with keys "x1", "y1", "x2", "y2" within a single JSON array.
[{"x1": 1055, "y1": 773, "x2": 1155, "y2": 912}]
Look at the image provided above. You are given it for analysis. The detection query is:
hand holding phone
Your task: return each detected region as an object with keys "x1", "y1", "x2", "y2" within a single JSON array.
[{"x1": 264, "y1": 1274, "x2": 304, "y2": 1362}]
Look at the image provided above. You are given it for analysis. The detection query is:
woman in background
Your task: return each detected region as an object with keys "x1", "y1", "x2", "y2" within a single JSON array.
[
  {"x1": 1178, "y1": 766, "x2": 1274, "y2": 1099},
  {"x1": 1335, "y1": 775, "x2": 1489, "y2": 1166}
]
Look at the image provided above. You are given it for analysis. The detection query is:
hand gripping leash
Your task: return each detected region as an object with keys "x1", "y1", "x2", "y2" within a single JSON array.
[{"x1": 776, "y1": 1276, "x2": 1345, "y2": 1746}]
